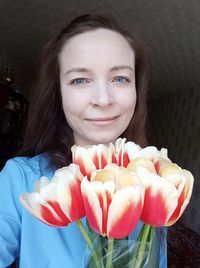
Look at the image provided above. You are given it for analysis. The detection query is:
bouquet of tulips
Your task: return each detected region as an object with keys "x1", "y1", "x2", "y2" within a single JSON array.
[{"x1": 20, "y1": 138, "x2": 194, "y2": 267}]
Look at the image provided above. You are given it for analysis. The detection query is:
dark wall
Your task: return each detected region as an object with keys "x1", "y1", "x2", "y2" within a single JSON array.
[{"x1": 147, "y1": 86, "x2": 200, "y2": 234}]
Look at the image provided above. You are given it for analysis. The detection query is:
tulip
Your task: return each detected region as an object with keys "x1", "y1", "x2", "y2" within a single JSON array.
[
  {"x1": 154, "y1": 159, "x2": 194, "y2": 226},
  {"x1": 20, "y1": 164, "x2": 85, "y2": 226},
  {"x1": 71, "y1": 143, "x2": 116, "y2": 179},
  {"x1": 81, "y1": 164, "x2": 144, "y2": 239},
  {"x1": 115, "y1": 138, "x2": 166, "y2": 168},
  {"x1": 115, "y1": 138, "x2": 141, "y2": 167},
  {"x1": 127, "y1": 158, "x2": 194, "y2": 226}
]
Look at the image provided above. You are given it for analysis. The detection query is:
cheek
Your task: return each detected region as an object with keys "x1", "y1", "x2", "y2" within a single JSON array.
[
  {"x1": 120, "y1": 90, "x2": 137, "y2": 115},
  {"x1": 61, "y1": 91, "x2": 75, "y2": 122},
  {"x1": 61, "y1": 91, "x2": 87, "y2": 121},
  {"x1": 62, "y1": 100, "x2": 78, "y2": 122},
  {"x1": 62, "y1": 101, "x2": 79, "y2": 133}
]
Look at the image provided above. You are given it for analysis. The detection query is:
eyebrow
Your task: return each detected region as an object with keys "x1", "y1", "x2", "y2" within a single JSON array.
[
  {"x1": 65, "y1": 68, "x2": 90, "y2": 75},
  {"x1": 110, "y1": 65, "x2": 134, "y2": 72},
  {"x1": 65, "y1": 65, "x2": 134, "y2": 75}
]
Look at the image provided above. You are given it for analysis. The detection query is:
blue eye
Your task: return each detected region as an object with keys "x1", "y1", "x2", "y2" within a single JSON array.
[
  {"x1": 71, "y1": 78, "x2": 87, "y2": 85},
  {"x1": 113, "y1": 76, "x2": 130, "y2": 83}
]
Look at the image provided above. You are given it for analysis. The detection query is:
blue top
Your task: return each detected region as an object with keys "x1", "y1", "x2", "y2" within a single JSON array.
[{"x1": 0, "y1": 154, "x2": 167, "y2": 268}]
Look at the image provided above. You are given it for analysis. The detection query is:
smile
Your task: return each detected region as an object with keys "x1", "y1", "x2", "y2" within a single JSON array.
[{"x1": 85, "y1": 116, "x2": 119, "y2": 126}]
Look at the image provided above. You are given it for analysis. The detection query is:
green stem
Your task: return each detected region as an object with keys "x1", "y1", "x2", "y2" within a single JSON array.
[
  {"x1": 134, "y1": 224, "x2": 151, "y2": 268},
  {"x1": 148, "y1": 226, "x2": 157, "y2": 268},
  {"x1": 105, "y1": 238, "x2": 114, "y2": 268},
  {"x1": 138, "y1": 224, "x2": 151, "y2": 242},
  {"x1": 76, "y1": 220, "x2": 101, "y2": 268}
]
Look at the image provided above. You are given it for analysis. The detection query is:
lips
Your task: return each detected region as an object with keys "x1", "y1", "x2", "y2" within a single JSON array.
[
  {"x1": 85, "y1": 116, "x2": 119, "y2": 126},
  {"x1": 86, "y1": 116, "x2": 119, "y2": 122}
]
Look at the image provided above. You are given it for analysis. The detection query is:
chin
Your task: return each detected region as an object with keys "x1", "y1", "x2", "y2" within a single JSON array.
[{"x1": 89, "y1": 133, "x2": 120, "y2": 145}]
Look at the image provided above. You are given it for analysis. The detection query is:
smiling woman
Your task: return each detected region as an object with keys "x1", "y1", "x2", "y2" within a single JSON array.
[
  {"x1": 0, "y1": 14, "x2": 165, "y2": 268},
  {"x1": 59, "y1": 29, "x2": 136, "y2": 146},
  {"x1": 19, "y1": 13, "x2": 150, "y2": 168}
]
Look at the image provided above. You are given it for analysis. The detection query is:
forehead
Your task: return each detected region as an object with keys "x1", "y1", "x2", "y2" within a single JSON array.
[{"x1": 59, "y1": 28, "x2": 135, "y2": 71}]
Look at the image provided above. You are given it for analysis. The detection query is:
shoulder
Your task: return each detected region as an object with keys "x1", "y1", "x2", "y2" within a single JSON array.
[
  {"x1": 11, "y1": 153, "x2": 53, "y2": 173},
  {"x1": 0, "y1": 153, "x2": 55, "y2": 191},
  {"x1": 9, "y1": 153, "x2": 53, "y2": 173}
]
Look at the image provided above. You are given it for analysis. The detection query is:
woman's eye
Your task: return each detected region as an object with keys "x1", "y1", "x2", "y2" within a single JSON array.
[
  {"x1": 113, "y1": 76, "x2": 130, "y2": 83},
  {"x1": 70, "y1": 78, "x2": 88, "y2": 85}
]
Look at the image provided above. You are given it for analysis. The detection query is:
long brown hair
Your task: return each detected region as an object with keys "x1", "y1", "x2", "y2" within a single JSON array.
[{"x1": 19, "y1": 14, "x2": 150, "y2": 168}]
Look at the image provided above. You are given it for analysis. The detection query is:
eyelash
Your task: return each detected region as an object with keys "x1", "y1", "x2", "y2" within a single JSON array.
[
  {"x1": 70, "y1": 78, "x2": 88, "y2": 85},
  {"x1": 69, "y1": 76, "x2": 130, "y2": 86},
  {"x1": 112, "y1": 76, "x2": 130, "y2": 83}
]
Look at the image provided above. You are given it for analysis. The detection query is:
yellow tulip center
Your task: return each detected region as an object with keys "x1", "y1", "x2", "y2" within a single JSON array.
[
  {"x1": 127, "y1": 157, "x2": 156, "y2": 173},
  {"x1": 90, "y1": 164, "x2": 138, "y2": 192}
]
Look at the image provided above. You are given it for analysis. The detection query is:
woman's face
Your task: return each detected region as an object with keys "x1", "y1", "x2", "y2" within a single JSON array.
[{"x1": 59, "y1": 28, "x2": 136, "y2": 146}]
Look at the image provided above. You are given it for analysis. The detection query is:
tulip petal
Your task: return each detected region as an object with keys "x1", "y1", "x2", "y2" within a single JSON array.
[
  {"x1": 166, "y1": 169, "x2": 194, "y2": 226},
  {"x1": 138, "y1": 146, "x2": 158, "y2": 160},
  {"x1": 153, "y1": 158, "x2": 172, "y2": 175},
  {"x1": 127, "y1": 158, "x2": 156, "y2": 174},
  {"x1": 20, "y1": 192, "x2": 70, "y2": 226},
  {"x1": 38, "y1": 179, "x2": 69, "y2": 223},
  {"x1": 40, "y1": 201, "x2": 70, "y2": 226},
  {"x1": 20, "y1": 193, "x2": 50, "y2": 225},
  {"x1": 91, "y1": 144, "x2": 110, "y2": 169},
  {"x1": 158, "y1": 162, "x2": 193, "y2": 225},
  {"x1": 71, "y1": 143, "x2": 115, "y2": 178},
  {"x1": 125, "y1": 141, "x2": 142, "y2": 157},
  {"x1": 35, "y1": 176, "x2": 49, "y2": 192},
  {"x1": 55, "y1": 165, "x2": 85, "y2": 222},
  {"x1": 115, "y1": 139, "x2": 140, "y2": 167},
  {"x1": 136, "y1": 166, "x2": 179, "y2": 226},
  {"x1": 107, "y1": 185, "x2": 144, "y2": 239},
  {"x1": 81, "y1": 178, "x2": 104, "y2": 235},
  {"x1": 114, "y1": 138, "x2": 126, "y2": 154},
  {"x1": 71, "y1": 146, "x2": 96, "y2": 178},
  {"x1": 20, "y1": 175, "x2": 72, "y2": 226},
  {"x1": 91, "y1": 169, "x2": 115, "y2": 184},
  {"x1": 105, "y1": 165, "x2": 140, "y2": 190}
]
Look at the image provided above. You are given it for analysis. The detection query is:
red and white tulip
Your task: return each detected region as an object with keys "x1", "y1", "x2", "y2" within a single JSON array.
[
  {"x1": 81, "y1": 164, "x2": 144, "y2": 239},
  {"x1": 154, "y1": 159, "x2": 194, "y2": 226},
  {"x1": 20, "y1": 164, "x2": 85, "y2": 226},
  {"x1": 114, "y1": 138, "x2": 168, "y2": 168},
  {"x1": 114, "y1": 138, "x2": 141, "y2": 167},
  {"x1": 71, "y1": 143, "x2": 116, "y2": 179},
  {"x1": 127, "y1": 158, "x2": 194, "y2": 226}
]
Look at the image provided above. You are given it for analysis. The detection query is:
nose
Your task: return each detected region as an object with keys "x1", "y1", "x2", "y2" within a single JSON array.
[{"x1": 91, "y1": 81, "x2": 113, "y2": 107}]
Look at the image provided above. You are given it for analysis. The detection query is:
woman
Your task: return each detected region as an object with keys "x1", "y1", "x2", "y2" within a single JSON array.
[{"x1": 0, "y1": 14, "x2": 166, "y2": 267}]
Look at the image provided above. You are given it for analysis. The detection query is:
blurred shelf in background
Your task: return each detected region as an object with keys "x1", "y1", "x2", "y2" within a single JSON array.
[{"x1": 0, "y1": 78, "x2": 28, "y2": 169}]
